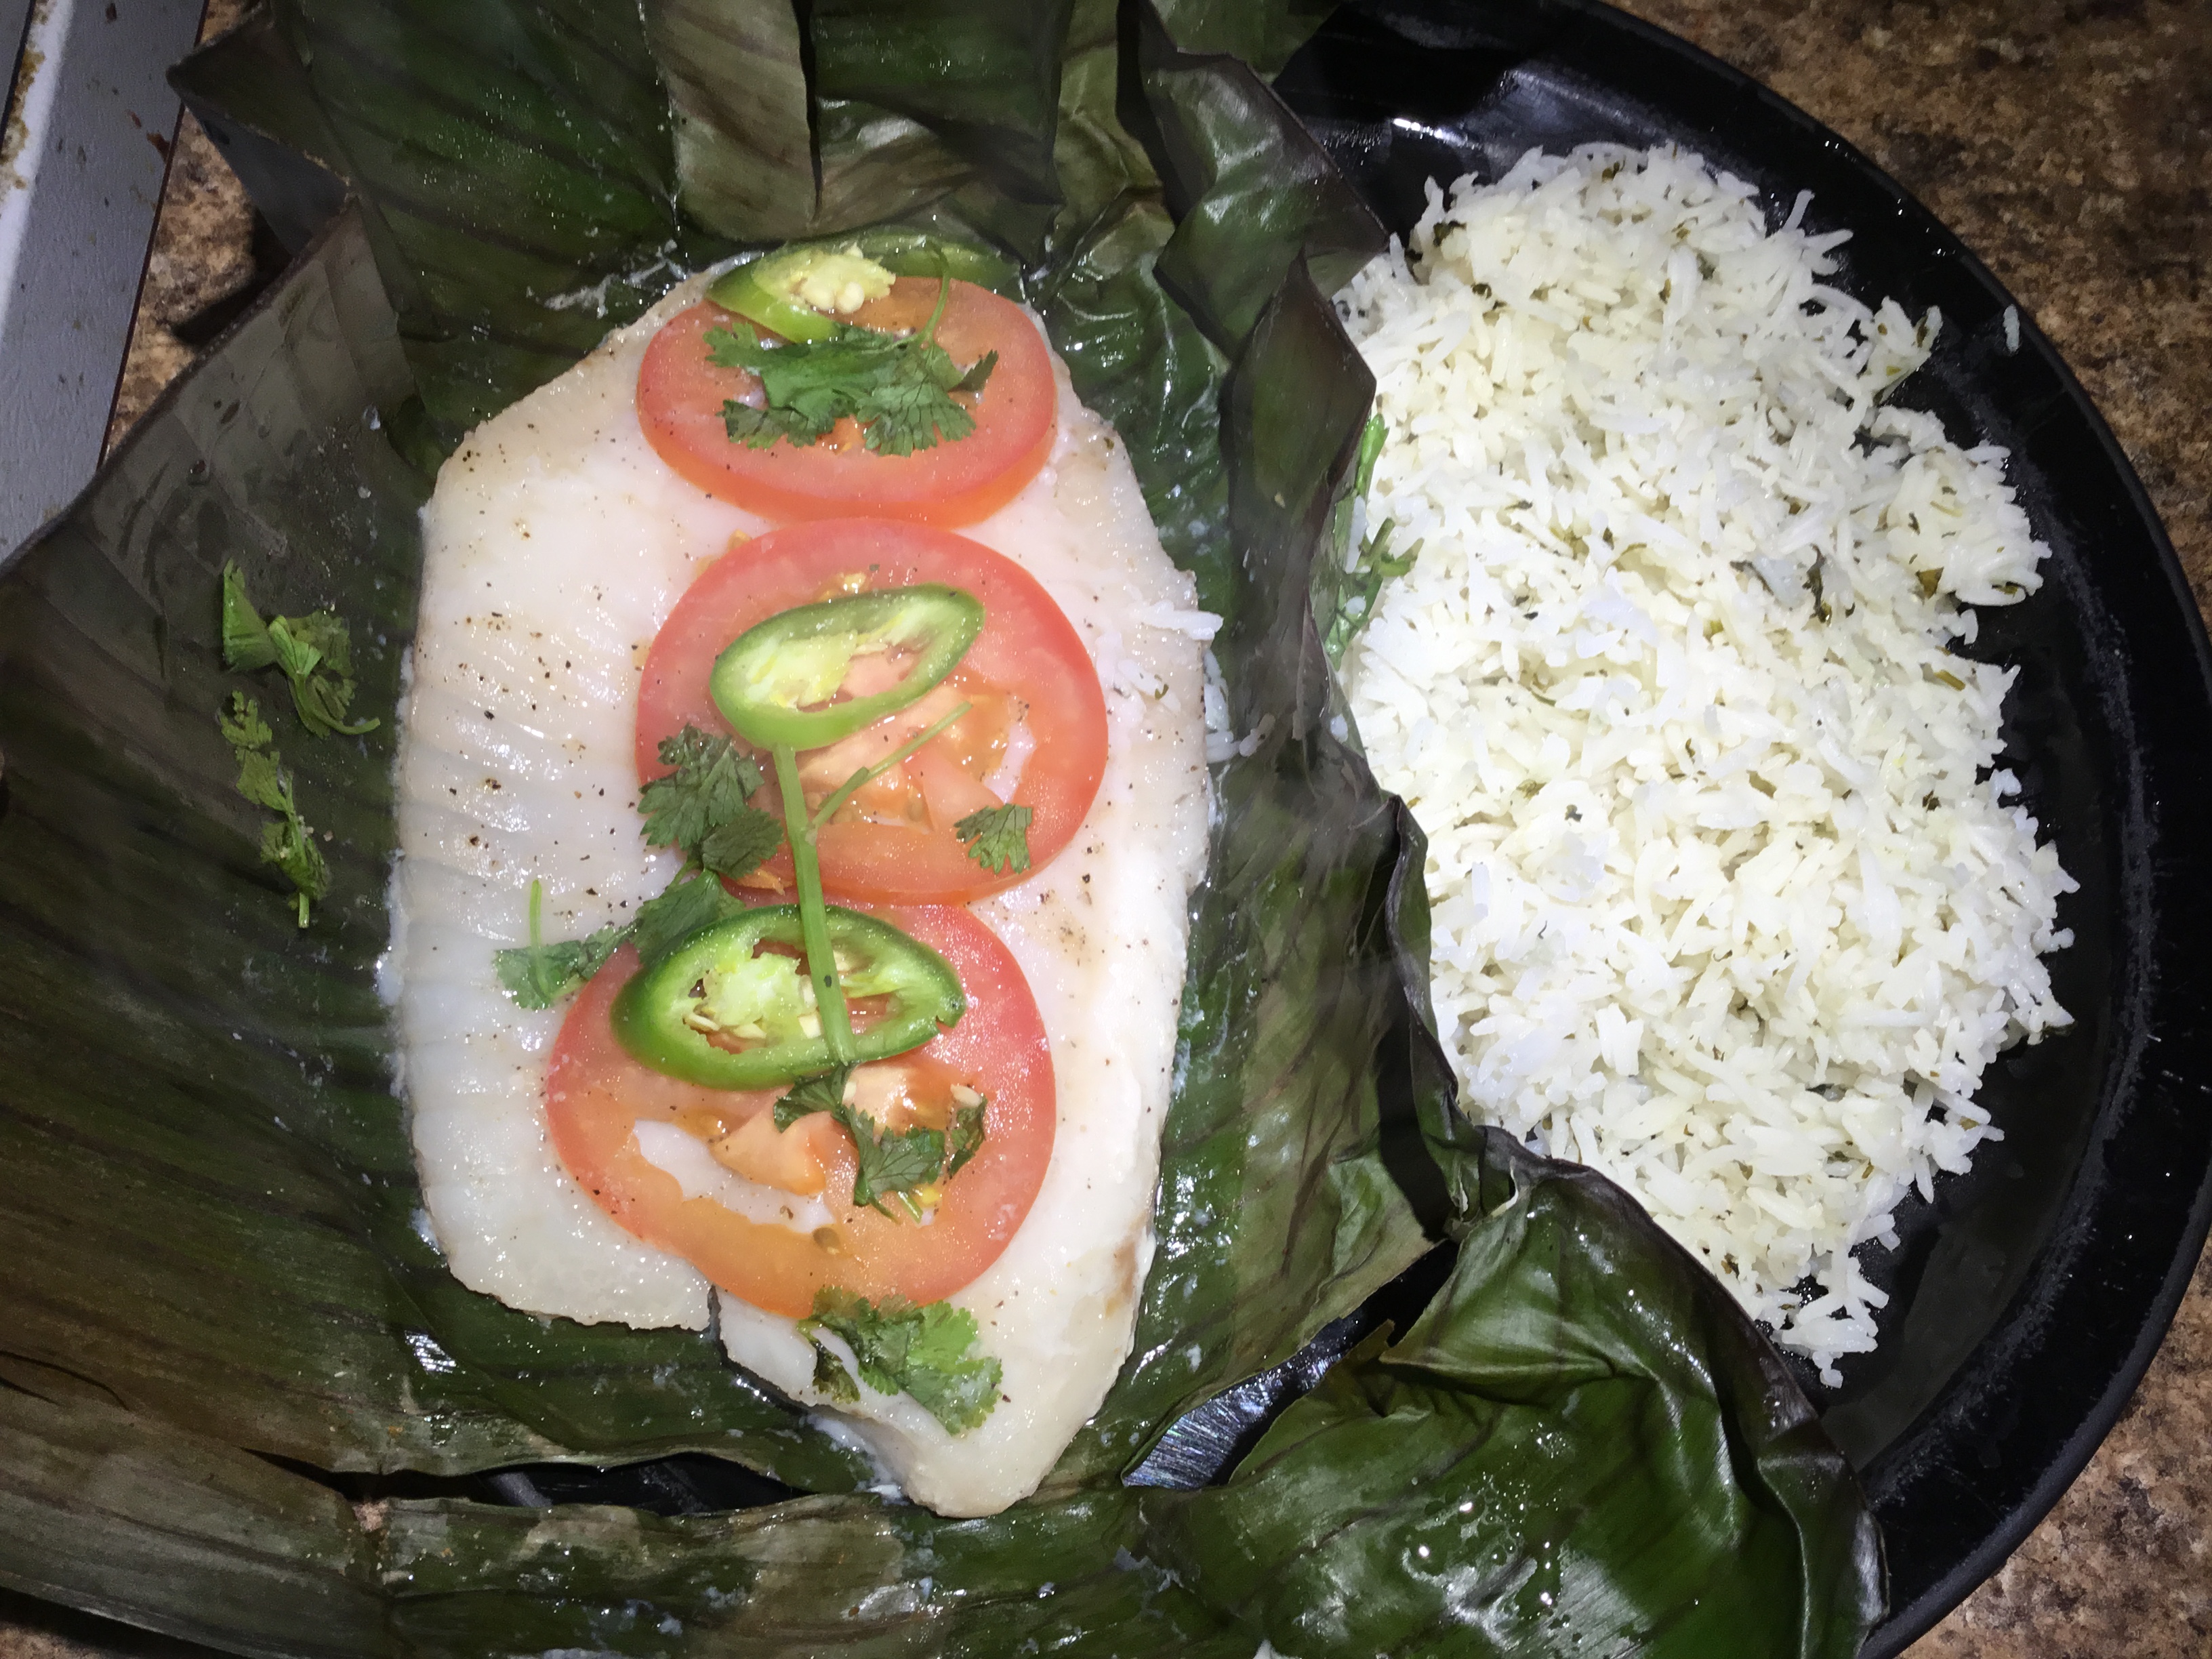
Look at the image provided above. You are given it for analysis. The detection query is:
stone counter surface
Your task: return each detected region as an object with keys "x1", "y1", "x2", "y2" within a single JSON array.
[{"x1": 3, "y1": 0, "x2": 2207, "y2": 1654}]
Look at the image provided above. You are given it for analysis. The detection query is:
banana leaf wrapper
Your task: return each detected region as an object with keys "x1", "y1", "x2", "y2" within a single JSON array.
[{"x1": 0, "y1": 1, "x2": 1882, "y2": 1654}]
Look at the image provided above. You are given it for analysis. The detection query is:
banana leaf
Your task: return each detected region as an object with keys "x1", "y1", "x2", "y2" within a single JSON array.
[
  {"x1": 0, "y1": 205, "x2": 874, "y2": 1492},
  {"x1": 0, "y1": 0, "x2": 1881, "y2": 1654},
  {"x1": 1141, "y1": 811, "x2": 1882, "y2": 1657}
]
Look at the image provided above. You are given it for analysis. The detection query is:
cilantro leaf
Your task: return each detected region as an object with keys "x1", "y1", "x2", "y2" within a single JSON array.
[
  {"x1": 490, "y1": 731, "x2": 764, "y2": 1007},
  {"x1": 273, "y1": 612, "x2": 375, "y2": 738},
  {"x1": 775, "y1": 1082, "x2": 945, "y2": 1216},
  {"x1": 715, "y1": 331, "x2": 843, "y2": 450},
  {"x1": 703, "y1": 282, "x2": 995, "y2": 459},
  {"x1": 954, "y1": 349, "x2": 998, "y2": 394},
  {"x1": 801, "y1": 1289, "x2": 1002, "y2": 1433},
  {"x1": 897, "y1": 1303, "x2": 1004, "y2": 1432},
  {"x1": 808, "y1": 1340, "x2": 861, "y2": 1404},
  {"x1": 258, "y1": 819, "x2": 329, "y2": 926},
  {"x1": 220, "y1": 563, "x2": 379, "y2": 738},
  {"x1": 217, "y1": 691, "x2": 273, "y2": 755},
  {"x1": 954, "y1": 802, "x2": 1032, "y2": 875},
  {"x1": 266, "y1": 615, "x2": 329, "y2": 683},
  {"x1": 230, "y1": 746, "x2": 289, "y2": 814},
  {"x1": 699, "y1": 808, "x2": 782, "y2": 882},
  {"x1": 491, "y1": 880, "x2": 631, "y2": 1009},
  {"x1": 220, "y1": 565, "x2": 278, "y2": 672},
  {"x1": 495, "y1": 924, "x2": 627, "y2": 1010},
  {"x1": 860, "y1": 369, "x2": 976, "y2": 457},
  {"x1": 945, "y1": 1100, "x2": 987, "y2": 1181},
  {"x1": 846, "y1": 1113, "x2": 947, "y2": 1215},
  {"x1": 639, "y1": 724, "x2": 773, "y2": 869},
  {"x1": 773, "y1": 1066, "x2": 853, "y2": 1131},
  {"x1": 1325, "y1": 516, "x2": 1421, "y2": 663},
  {"x1": 218, "y1": 693, "x2": 327, "y2": 927},
  {"x1": 629, "y1": 871, "x2": 746, "y2": 967},
  {"x1": 773, "y1": 1067, "x2": 991, "y2": 1217},
  {"x1": 1323, "y1": 417, "x2": 1423, "y2": 663}
]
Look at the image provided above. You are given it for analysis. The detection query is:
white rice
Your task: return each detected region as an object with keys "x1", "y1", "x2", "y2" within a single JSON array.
[{"x1": 1335, "y1": 145, "x2": 2078, "y2": 1382}]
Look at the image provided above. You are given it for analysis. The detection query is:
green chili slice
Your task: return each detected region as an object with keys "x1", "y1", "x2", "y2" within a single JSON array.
[
  {"x1": 610, "y1": 905, "x2": 963, "y2": 1090},
  {"x1": 710, "y1": 585, "x2": 983, "y2": 751},
  {"x1": 706, "y1": 245, "x2": 897, "y2": 344},
  {"x1": 705, "y1": 235, "x2": 1010, "y2": 345}
]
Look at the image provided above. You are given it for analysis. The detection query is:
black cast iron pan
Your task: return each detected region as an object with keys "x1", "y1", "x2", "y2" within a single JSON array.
[{"x1": 1256, "y1": 3, "x2": 2212, "y2": 1649}]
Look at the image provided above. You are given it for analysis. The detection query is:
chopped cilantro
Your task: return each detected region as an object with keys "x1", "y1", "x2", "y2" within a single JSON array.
[
  {"x1": 773, "y1": 1065, "x2": 989, "y2": 1219},
  {"x1": 218, "y1": 693, "x2": 327, "y2": 927},
  {"x1": 629, "y1": 871, "x2": 746, "y2": 968},
  {"x1": 493, "y1": 867, "x2": 745, "y2": 1007},
  {"x1": 772, "y1": 1065, "x2": 853, "y2": 1131},
  {"x1": 945, "y1": 1100, "x2": 986, "y2": 1181},
  {"x1": 699, "y1": 810, "x2": 784, "y2": 882},
  {"x1": 221, "y1": 563, "x2": 378, "y2": 738},
  {"x1": 496, "y1": 726, "x2": 779, "y2": 1008},
  {"x1": 491, "y1": 869, "x2": 743, "y2": 1010},
  {"x1": 844, "y1": 1112, "x2": 951, "y2": 1216},
  {"x1": 800, "y1": 1288, "x2": 1002, "y2": 1433},
  {"x1": 953, "y1": 802, "x2": 1032, "y2": 876},
  {"x1": 494, "y1": 880, "x2": 626, "y2": 1009},
  {"x1": 639, "y1": 725, "x2": 773, "y2": 871},
  {"x1": 495, "y1": 928, "x2": 625, "y2": 1009},
  {"x1": 705, "y1": 277, "x2": 997, "y2": 458},
  {"x1": 809, "y1": 1339, "x2": 861, "y2": 1404}
]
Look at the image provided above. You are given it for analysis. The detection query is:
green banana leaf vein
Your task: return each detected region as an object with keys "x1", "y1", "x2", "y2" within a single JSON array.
[{"x1": 0, "y1": 1, "x2": 1881, "y2": 1654}]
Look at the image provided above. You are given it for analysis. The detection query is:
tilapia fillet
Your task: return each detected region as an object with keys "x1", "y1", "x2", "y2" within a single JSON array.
[{"x1": 389, "y1": 276, "x2": 1210, "y2": 1515}]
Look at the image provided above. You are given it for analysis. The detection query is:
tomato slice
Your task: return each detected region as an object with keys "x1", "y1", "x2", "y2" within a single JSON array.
[
  {"x1": 636, "y1": 278, "x2": 1057, "y2": 527},
  {"x1": 636, "y1": 518, "x2": 1108, "y2": 905},
  {"x1": 546, "y1": 905, "x2": 1054, "y2": 1317}
]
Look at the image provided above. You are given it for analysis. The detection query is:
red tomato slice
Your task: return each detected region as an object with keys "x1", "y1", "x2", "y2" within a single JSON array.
[
  {"x1": 636, "y1": 278, "x2": 1057, "y2": 527},
  {"x1": 636, "y1": 518, "x2": 1108, "y2": 905},
  {"x1": 546, "y1": 905, "x2": 1054, "y2": 1317}
]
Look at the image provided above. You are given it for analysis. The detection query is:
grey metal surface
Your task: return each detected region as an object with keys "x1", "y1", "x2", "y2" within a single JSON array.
[{"x1": 0, "y1": 0, "x2": 205, "y2": 556}]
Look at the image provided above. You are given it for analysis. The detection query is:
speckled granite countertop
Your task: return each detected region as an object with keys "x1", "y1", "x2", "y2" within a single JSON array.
[{"x1": 6, "y1": 0, "x2": 2207, "y2": 1654}]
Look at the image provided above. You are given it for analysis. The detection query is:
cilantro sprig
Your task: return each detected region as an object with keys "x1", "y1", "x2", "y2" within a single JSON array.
[
  {"x1": 759, "y1": 699, "x2": 972, "y2": 1073},
  {"x1": 494, "y1": 879, "x2": 628, "y2": 1009},
  {"x1": 493, "y1": 703, "x2": 968, "y2": 1014},
  {"x1": 222, "y1": 563, "x2": 378, "y2": 738},
  {"x1": 954, "y1": 802, "x2": 1032, "y2": 876},
  {"x1": 638, "y1": 725, "x2": 781, "y2": 880},
  {"x1": 495, "y1": 727, "x2": 774, "y2": 1003},
  {"x1": 800, "y1": 1288, "x2": 1002, "y2": 1434},
  {"x1": 705, "y1": 276, "x2": 998, "y2": 458},
  {"x1": 218, "y1": 693, "x2": 327, "y2": 928},
  {"x1": 772, "y1": 1064, "x2": 988, "y2": 1221}
]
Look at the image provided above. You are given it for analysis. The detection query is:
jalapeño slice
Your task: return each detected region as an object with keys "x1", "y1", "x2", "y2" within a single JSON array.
[
  {"x1": 611, "y1": 905, "x2": 963, "y2": 1090},
  {"x1": 704, "y1": 236, "x2": 1015, "y2": 346},
  {"x1": 710, "y1": 584, "x2": 983, "y2": 751},
  {"x1": 706, "y1": 246, "x2": 896, "y2": 344}
]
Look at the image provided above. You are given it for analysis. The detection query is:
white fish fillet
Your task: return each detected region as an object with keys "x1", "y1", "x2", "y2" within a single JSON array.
[{"x1": 389, "y1": 274, "x2": 1210, "y2": 1515}]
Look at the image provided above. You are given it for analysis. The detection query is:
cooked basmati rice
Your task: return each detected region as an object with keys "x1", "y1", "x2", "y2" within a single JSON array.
[{"x1": 1335, "y1": 145, "x2": 2077, "y2": 1382}]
